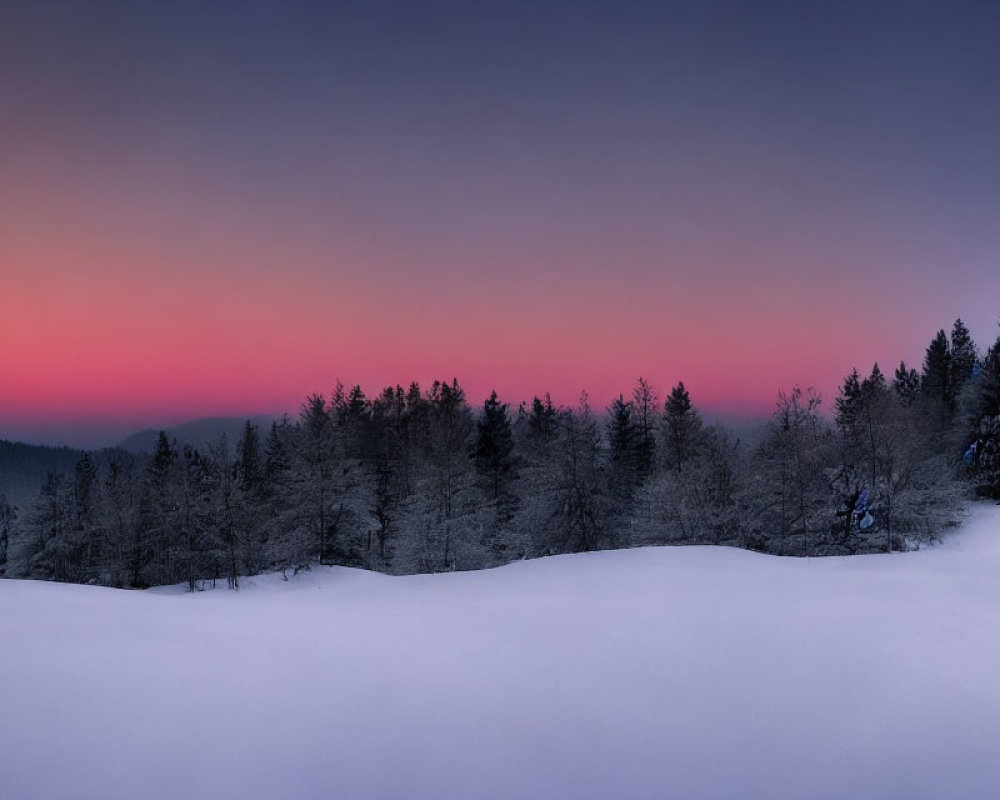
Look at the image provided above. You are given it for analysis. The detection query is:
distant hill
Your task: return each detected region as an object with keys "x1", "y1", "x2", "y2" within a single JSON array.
[
  {"x1": 703, "y1": 414, "x2": 770, "y2": 450},
  {"x1": 0, "y1": 440, "x2": 86, "y2": 510},
  {"x1": 118, "y1": 416, "x2": 280, "y2": 454}
]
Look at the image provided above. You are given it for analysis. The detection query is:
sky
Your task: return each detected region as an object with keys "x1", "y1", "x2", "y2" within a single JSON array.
[{"x1": 2, "y1": 0, "x2": 999, "y2": 447}]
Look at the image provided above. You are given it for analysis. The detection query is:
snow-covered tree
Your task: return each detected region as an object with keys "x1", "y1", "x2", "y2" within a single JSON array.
[
  {"x1": 0, "y1": 493, "x2": 15, "y2": 576},
  {"x1": 662, "y1": 381, "x2": 702, "y2": 474}
]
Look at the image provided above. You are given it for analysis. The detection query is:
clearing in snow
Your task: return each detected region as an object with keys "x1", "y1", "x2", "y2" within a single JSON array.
[{"x1": 2, "y1": 505, "x2": 1000, "y2": 799}]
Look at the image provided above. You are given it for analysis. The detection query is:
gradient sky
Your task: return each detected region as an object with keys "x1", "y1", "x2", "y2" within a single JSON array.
[{"x1": 2, "y1": 0, "x2": 999, "y2": 447}]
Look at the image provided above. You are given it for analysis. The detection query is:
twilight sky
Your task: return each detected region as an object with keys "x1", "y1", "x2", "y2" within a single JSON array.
[{"x1": 2, "y1": 0, "x2": 999, "y2": 447}]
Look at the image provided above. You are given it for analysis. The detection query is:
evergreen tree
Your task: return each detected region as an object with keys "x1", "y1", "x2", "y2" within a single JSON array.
[
  {"x1": 473, "y1": 391, "x2": 516, "y2": 508},
  {"x1": 527, "y1": 394, "x2": 559, "y2": 445},
  {"x1": 234, "y1": 421, "x2": 267, "y2": 573},
  {"x1": 632, "y1": 377, "x2": 658, "y2": 479},
  {"x1": 178, "y1": 445, "x2": 211, "y2": 591},
  {"x1": 973, "y1": 416, "x2": 1000, "y2": 500},
  {"x1": 102, "y1": 452, "x2": 140, "y2": 587},
  {"x1": 553, "y1": 395, "x2": 607, "y2": 552},
  {"x1": 754, "y1": 388, "x2": 830, "y2": 555},
  {"x1": 834, "y1": 368, "x2": 863, "y2": 433},
  {"x1": 371, "y1": 458, "x2": 395, "y2": 562},
  {"x1": 338, "y1": 384, "x2": 372, "y2": 460},
  {"x1": 18, "y1": 473, "x2": 71, "y2": 581},
  {"x1": 892, "y1": 361, "x2": 920, "y2": 406},
  {"x1": 140, "y1": 432, "x2": 180, "y2": 587},
  {"x1": 862, "y1": 363, "x2": 886, "y2": 394},
  {"x1": 967, "y1": 332, "x2": 1000, "y2": 498},
  {"x1": 663, "y1": 382, "x2": 702, "y2": 474},
  {"x1": 72, "y1": 453, "x2": 99, "y2": 581},
  {"x1": 235, "y1": 421, "x2": 263, "y2": 495},
  {"x1": 426, "y1": 379, "x2": 474, "y2": 523},
  {"x1": 264, "y1": 418, "x2": 293, "y2": 490},
  {"x1": 297, "y1": 394, "x2": 337, "y2": 564},
  {"x1": 921, "y1": 329, "x2": 953, "y2": 418},
  {"x1": 950, "y1": 318, "x2": 977, "y2": 398},
  {"x1": 261, "y1": 417, "x2": 300, "y2": 574},
  {"x1": 606, "y1": 394, "x2": 639, "y2": 510},
  {"x1": 973, "y1": 334, "x2": 1000, "y2": 421},
  {"x1": 0, "y1": 493, "x2": 14, "y2": 576},
  {"x1": 209, "y1": 434, "x2": 241, "y2": 589}
]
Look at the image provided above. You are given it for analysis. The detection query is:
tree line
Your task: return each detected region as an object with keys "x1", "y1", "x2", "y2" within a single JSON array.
[{"x1": 2, "y1": 319, "x2": 999, "y2": 588}]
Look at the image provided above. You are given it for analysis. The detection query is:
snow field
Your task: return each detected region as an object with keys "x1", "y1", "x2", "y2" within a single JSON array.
[{"x1": 2, "y1": 505, "x2": 1000, "y2": 799}]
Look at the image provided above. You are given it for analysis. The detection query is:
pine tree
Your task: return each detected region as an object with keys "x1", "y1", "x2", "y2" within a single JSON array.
[
  {"x1": 663, "y1": 382, "x2": 702, "y2": 474},
  {"x1": 339, "y1": 385, "x2": 372, "y2": 460},
  {"x1": 423, "y1": 379, "x2": 474, "y2": 569},
  {"x1": 974, "y1": 334, "x2": 1000, "y2": 421},
  {"x1": 950, "y1": 318, "x2": 977, "y2": 399},
  {"x1": 606, "y1": 394, "x2": 639, "y2": 509},
  {"x1": 973, "y1": 416, "x2": 1000, "y2": 500},
  {"x1": 72, "y1": 453, "x2": 99, "y2": 581},
  {"x1": 892, "y1": 361, "x2": 920, "y2": 406},
  {"x1": 0, "y1": 493, "x2": 14, "y2": 576},
  {"x1": 235, "y1": 421, "x2": 263, "y2": 495},
  {"x1": 371, "y1": 458, "x2": 395, "y2": 562},
  {"x1": 173, "y1": 445, "x2": 202, "y2": 590},
  {"x1": 862, "y1": 363, "x2": 886, "y2": 394},
  {"x1": 527, "y1": 394, "x2": 559, "y2": 445},
  {"x1": 208, "y1": 434, "x2": 241, "y2": 589},
  {"x1": 473, "y1": 391, "x2": 516, "y2": 507},
  {"x1": 554, "y1": 394, "x2": 607, "y2": 552},
  {"x1": 297, "y1": 394, "x2": 337, "y2": 565},
  {"x1": 921, "y1": 329, "x2": 953, "y2": 418},
  {"x1": 102, "y1": 452, "x2": 140, "y2": 587},
  {"x1": 140, "y1": 432, "x2": 180, "y2": 587},
  {"x1": 968, "y1": 332, "x2": 1000, "y2": 498},
  {"x1": 755, "y1": 388, "x2": 830, "y2": 555},
  {"x1": 235, "y1": 421, "x2": 267, "y2": 574},
  {"x1": 834, "y1": 368, "x2": 863, "y2": 433},
  {"x1": 632, "y1": 377, "x2": 658, "y2": 479},
  {"x1": 18, "y1": 473, "x2": 70, "y2": 581}
]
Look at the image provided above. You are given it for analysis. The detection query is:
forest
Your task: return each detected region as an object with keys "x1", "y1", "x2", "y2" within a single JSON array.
[{"x1": 2, "y1": 319, "x2": 998, "y2": 589}]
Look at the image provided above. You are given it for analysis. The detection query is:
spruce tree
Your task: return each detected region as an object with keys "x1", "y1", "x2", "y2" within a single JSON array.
[
  {"x1": 140, "y1": 432, "x2": 179, "y2": 587},
  {"x1": 19, "y1": 472, "x2": 70, "y2": 581},
  {"x1": 974, "y1": 416, "x2": 1000, "y2": 499},
  {"x1": 834, "y1": 368, "x2": 863, "y2": 433},
  {"x1": 0, "y1": 493, "x2": 14, "y2": 576},
  {"x1": 974, "y1": 335, "x2": 1000, "y2": 421},
  {"x1": 236, "y1": 421, "x2": 263, "y2": 495},
  {"x1": 235, "y1": 421, "x2": 266, "y2": 574},
  {"x1": 426, "y1": 380, "x2": 473, "y2": 521},
  {"x1": 862, "y1": 363, "x2": 886, "y2": 394},
  {"x1": 527, "y1": 394, "x2": 559, "y2": 445},
  {"x1": 175, "y1": 445, "x2": 204, "y2": 590},
  {"x1": 297, "y1": 394, "x2": 336, "y2": 564},
  {"x1": 554, "y1": 395, "x2": 607, "y2": 552},
  {"x1": 892, "y1": 361, "x2": 920, "y2": 406},
  {"x1": 339, "y1": 385, "x2": 372, "y2": 460},
  {"x1": 606, "y1": 394, "x2": 638, "y2": 509},
  {"x1": 921, "y1": 329, "x2": 953, "y2": 415},
  {"x1": 663, "y1": 382, "x2": 702, "y2": 474},
  {"x1": 473, "y1": 391, "x2": 516, "y2": 507},
  {"x1": 950, "y1": 318, "x2": 977, "y2": 398},
  {"x1": 632, "y1": 377, "x2": 658, "y2": 479},
  {"x1": 73, "y1": 453, "x2": 99, "y2": 581}
]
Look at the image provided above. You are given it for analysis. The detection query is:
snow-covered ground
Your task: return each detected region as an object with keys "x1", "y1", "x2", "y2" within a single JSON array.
[{"x1": 3, "y1": 506, "x2": 1000, "y2": 800}]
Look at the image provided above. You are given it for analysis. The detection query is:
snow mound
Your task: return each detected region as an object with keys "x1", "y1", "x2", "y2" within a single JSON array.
[{"x1": 2, "y1": 505, "x2": 1000, "y2": 799}]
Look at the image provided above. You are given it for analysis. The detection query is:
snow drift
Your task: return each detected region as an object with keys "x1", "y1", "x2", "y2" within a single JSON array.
[{"x1": 2, "y1": 505, "x2": 1000, "y2": 799}]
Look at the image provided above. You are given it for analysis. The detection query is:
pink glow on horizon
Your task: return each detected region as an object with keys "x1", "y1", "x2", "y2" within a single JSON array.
[
  {"x1": 0, "y1": 224, "x2": 910, "y2": 429},
  {"x1": 2, "y1": 154, "x2": 993, "y2": 447}
]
